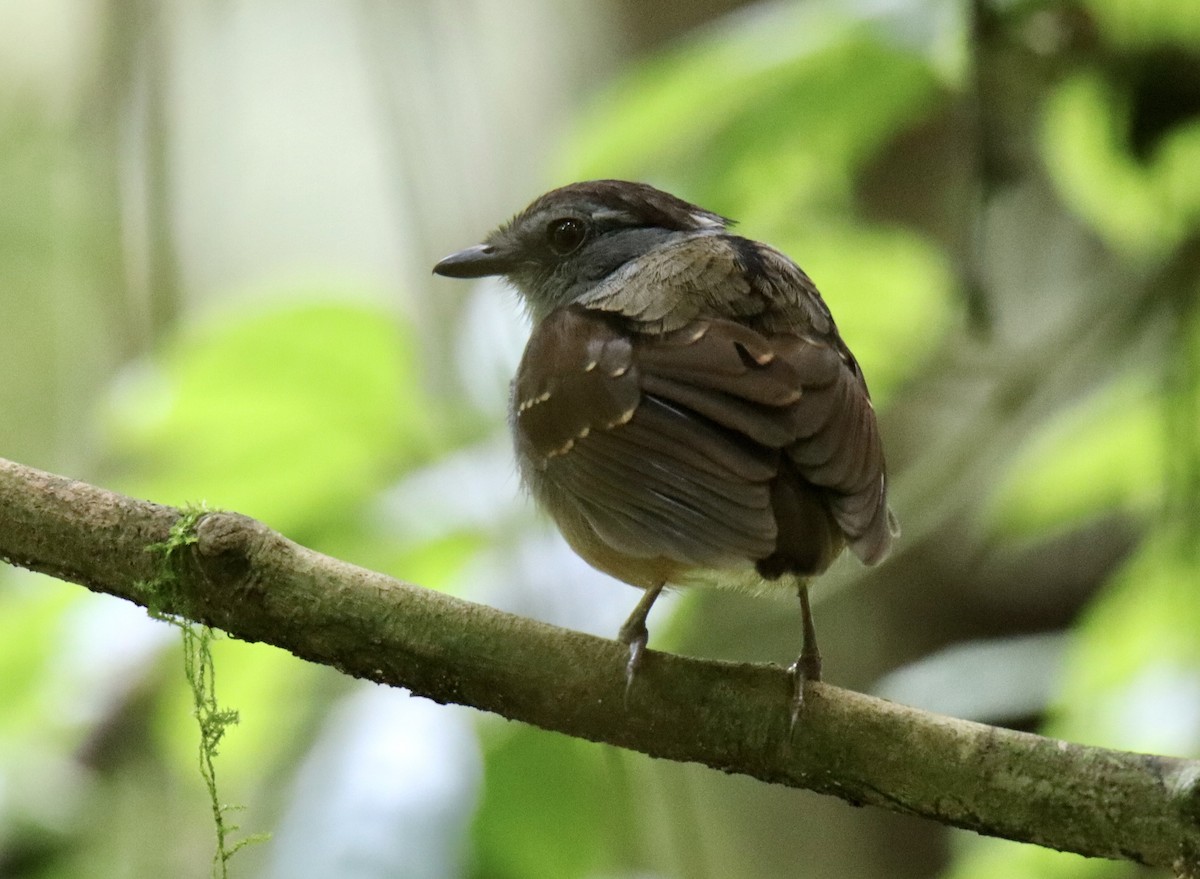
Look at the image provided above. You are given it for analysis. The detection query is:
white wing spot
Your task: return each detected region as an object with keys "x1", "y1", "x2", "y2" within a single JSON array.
[
  {"x1": 546, "y1": 438, "x2": 576, "y2": 459},
  {"x1": 607, "y1": 407, "x2": 635, "y2": 428},
  {"x1": 517, "y1": 390, "x2": 552, "y2": 413}
]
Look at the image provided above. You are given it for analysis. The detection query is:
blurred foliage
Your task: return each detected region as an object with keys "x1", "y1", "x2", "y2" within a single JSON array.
[
  {"x1": 989, "y1": 374, "x2": 1164, "y2": 538},
  {"x1": 1052, "y1": 525, "x2": 1200, "y2": 751},
  {"x1": 1043, "y1": 71, "x2": 1200, "y2": 255},
  {"x1": 0, "y1": 104, "x2": 119, "y2": 470},
  {"x1": 101, "y1": 299, "x2": 437, "y2": 541},
  {"x1": 0, "y1": 1, "x2": 1199, "y2": 878},
  {"x1": 1079, "y1": 0, "x2": 1200, "y2": 49},
  {"x1": 568, "y1": 5, "x2": 960, "y2": 400},
  {"x1": 469, "y1": 726, "x2": 627, "y2": 879}
]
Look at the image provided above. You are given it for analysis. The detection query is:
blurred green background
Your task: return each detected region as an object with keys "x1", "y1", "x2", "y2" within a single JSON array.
[{"x1": 1, "y1": 0, "x2": 1198, "y2": 877}]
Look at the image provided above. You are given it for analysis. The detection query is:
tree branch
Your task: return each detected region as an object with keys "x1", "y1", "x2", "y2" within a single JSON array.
[{"x1": 1, "y1": 456, "x2": 1197, "y2": 873}]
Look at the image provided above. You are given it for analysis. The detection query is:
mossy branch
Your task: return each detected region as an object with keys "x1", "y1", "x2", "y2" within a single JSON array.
[
  {"x1": 145, "y1": 504, "x2": 269, "y2": 876},
  {"x1": 1, "y1": 456, "x2": 1198, "y2": 874}
]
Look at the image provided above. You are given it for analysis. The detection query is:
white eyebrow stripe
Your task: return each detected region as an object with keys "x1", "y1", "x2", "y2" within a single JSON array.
[{"x1": 591, "y1": 209, "x2": 639, "y2": 224}]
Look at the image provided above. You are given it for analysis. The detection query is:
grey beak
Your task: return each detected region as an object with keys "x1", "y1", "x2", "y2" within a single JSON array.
[{"x1": 432, "y1": 243, "x2": 514, "y2": 279}]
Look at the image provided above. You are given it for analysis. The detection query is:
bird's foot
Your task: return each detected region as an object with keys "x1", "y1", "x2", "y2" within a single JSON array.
[
  {"x1": 787, "y1": 646, "x2": 822, "y2": 735},
  {"x1": 617, "y1": 617, "x2": 649, "y2": 706},
  {"x1": 787, "y1": 581, "x2": 822, "y2": 734},
  {"x1": 616, "y1": 582, "x2": 665, "y2": 706}
]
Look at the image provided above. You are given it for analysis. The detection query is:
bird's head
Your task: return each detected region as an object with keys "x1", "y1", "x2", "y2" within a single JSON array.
[{"x1": 432, "y1": 180, "x2": 730, "y2": 321}]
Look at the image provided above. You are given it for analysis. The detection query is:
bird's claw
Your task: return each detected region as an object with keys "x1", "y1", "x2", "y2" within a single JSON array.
[
  {"x1": 787, "y1": 660, "x2": 806, "y2": 735},
  {"x1": 616, "y1": 582, "x2": 664, "y2": 707},
  {"x1": 619, "y1": 621, "x2": 648, "y2": 706},
  {"x1": 787, "y1": 648, "x2": 822, "y2": 736}
]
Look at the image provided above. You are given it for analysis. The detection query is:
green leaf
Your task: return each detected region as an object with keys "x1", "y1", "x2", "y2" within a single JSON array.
[
  {"x1": 988, "y1": 376, "x2": 1164, "y2": 538},
  {"x1": 758, "y1": 221, "x2": 955, "y2": 403},
  {"x1": 103, "y1": 299, "x2": 436, "y2": 539},
  {"x1": 567, "y1": 12, "x2": 947, "y2": 214},
  {"x1": 561, "y1": 4, "x2": 958, "y2": 402},
  {"x1": 1078, "y1": 0, "x2": 1200, "y2": 50},
  {"x1": 1042, "y1": 72, "x2": 1200, "y2": 256},
  {"x1": 0, "y1": 579, "x2": 81, "y2": 740},
  {"x1": 1046, "y1": 526, "x2": 1200, "y2": 754},
  {"x1": 471, "y1": 727, "x2": 621, "y2": 879}
]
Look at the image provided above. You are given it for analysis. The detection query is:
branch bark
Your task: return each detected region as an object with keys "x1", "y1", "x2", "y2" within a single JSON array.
[{"x1": 1, "y1": 456, "x2": 1198, "y2": 873}]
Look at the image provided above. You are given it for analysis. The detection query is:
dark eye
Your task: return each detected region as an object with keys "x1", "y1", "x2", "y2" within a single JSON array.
[{"x1": 546, "y1": 217, "x2": 587, "y2": 255}]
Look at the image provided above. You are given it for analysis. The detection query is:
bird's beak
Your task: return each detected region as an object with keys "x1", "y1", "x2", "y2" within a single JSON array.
[{"x1": 432, "y1": 243, "x2": 515, "y2": 279}]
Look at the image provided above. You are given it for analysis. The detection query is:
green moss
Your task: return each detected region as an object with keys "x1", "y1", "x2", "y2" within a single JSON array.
[
  {"x1": 143, "y1": 503, "x2": 205, "y2": 616},
  {"x1": 143, "y1": 503, "x2": 269, "y2": 877}
]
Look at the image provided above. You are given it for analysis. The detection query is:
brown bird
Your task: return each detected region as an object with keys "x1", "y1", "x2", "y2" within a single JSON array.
[{"x1": 434, "y1": 180, "x2": 894, "y2": 711}]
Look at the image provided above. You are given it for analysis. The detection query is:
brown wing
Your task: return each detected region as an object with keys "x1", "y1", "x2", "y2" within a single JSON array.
[
  {"x1": 512, "y1": 307, "x2": 779, "y2": 573},
  {"x1": 512, "y1": 305, "x2": 892, "y2": 585},
  {"x1": 773, "y1": 334, "x2": 893, "y2": 565},
  {"x1": 576, "y1": 234, "x2": 838, "y2": 338},
  {"x1": 576, "y1": 235, "x2": 762, "y2": 332}
]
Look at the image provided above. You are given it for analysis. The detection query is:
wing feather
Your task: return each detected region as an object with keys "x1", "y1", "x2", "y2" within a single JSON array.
[{"x1": 513, "y1": 255, "x2": 895, "y2": 584}]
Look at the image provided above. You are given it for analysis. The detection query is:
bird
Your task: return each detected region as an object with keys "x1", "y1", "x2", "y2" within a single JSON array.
[{"x1": 433, "y1": 180, "x2": 894, "y2": 714}]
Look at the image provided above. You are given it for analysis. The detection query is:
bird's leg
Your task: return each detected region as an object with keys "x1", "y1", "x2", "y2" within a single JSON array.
[
  {"x1": 788, "y1": 581, "x2": 822, "y2": 729},
  {"x1": 617, "y1": 581, "x2": 665, "y2": 699}
]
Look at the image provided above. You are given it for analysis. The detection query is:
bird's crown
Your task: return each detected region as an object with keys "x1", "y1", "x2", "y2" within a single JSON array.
[{"x1": 499, "y1": 179, "x2": 730, "y2": 236}]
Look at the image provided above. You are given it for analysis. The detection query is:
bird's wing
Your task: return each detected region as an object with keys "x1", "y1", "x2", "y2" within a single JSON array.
[
  {"x1": 634, "y1": 313, "x2": 892, "y2": 568},
  {"x1": 513, "y1": 305, "x2": 893, "y2": 576},
  {"x1": 772, "y1": 333, "x2": 893, "y2": 565},
  {"x1": 513, "y1": 307, "x2": 779, "y2": 569},
  {"x1": 575, "y1": 234, "x2": 838, "y2": 338},
  {"x1": 548, "y1": 231, "x2": 893, "y2": 568}
]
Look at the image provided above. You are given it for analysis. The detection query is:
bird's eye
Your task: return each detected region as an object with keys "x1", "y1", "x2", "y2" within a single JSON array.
[{"x1": 546, "y1": 217, "x2": 587, "y2": 255}]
